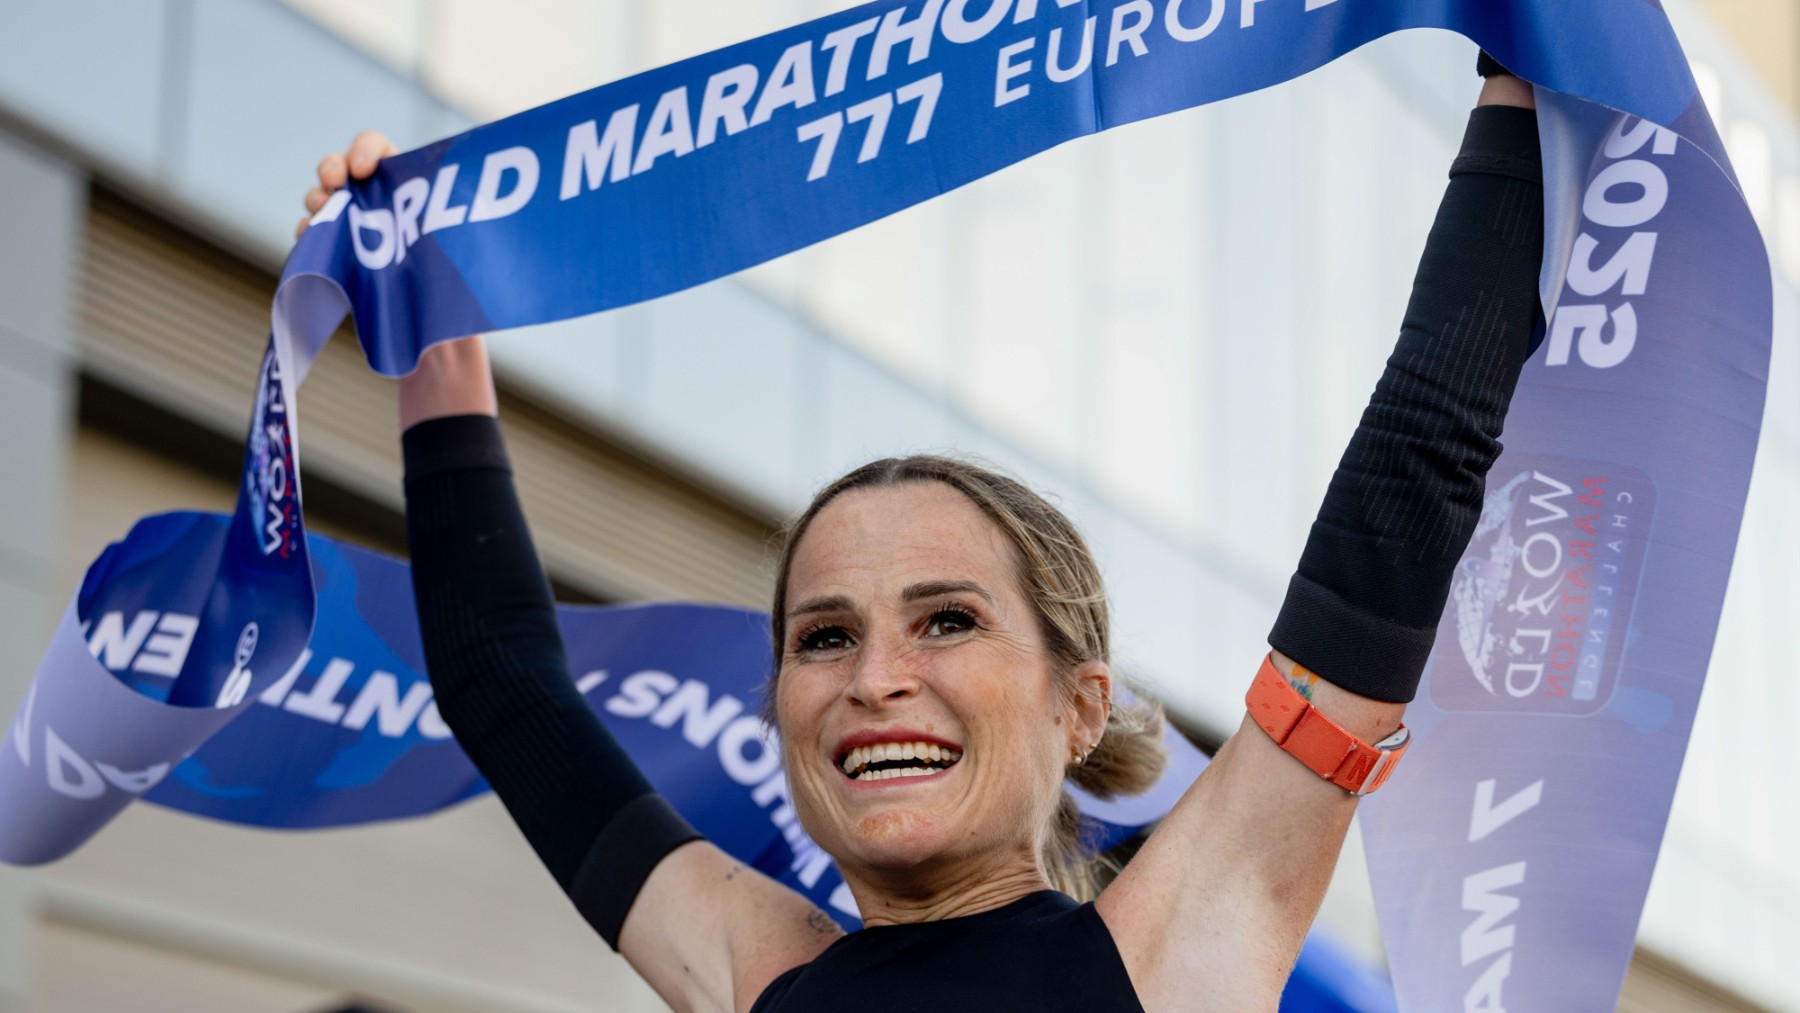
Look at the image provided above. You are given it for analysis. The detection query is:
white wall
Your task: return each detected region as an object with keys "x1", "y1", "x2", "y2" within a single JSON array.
[{"x1": 1635, "y1": 5, "x2": 1800, "y2": 1009}]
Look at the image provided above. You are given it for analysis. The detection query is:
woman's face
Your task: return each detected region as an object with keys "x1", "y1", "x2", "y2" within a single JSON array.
[{"x1": 776, "y1": 482, "x2": 1096, "y2": 883}]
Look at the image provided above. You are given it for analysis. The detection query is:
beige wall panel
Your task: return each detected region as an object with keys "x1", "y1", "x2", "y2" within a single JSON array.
[
  {"x1": 1693, "y1": 0, "x2": 1800, "y2": 118},
  {"x1": 39, "y1": 804, "x2": 668, "y2": 1012},
  {"x1": 74, "y1": 192, "x2": 778, "y2": 609},
  {"x1": 36, "y1": 923, "x2": 333, "y2": 1013},
  {"x1": 1619, "y1": 949, "x2": 1770, "y2": 1012},
  {"x1": 56, "y1": 428, "x2": 364, "y2": 596}
]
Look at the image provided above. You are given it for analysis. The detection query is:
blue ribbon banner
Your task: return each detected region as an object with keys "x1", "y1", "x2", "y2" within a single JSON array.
[{"x1": 0, "y1": 1, "x2": 1769, "y2": 1008}]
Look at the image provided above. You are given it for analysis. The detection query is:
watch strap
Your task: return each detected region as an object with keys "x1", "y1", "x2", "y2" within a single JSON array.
[{"x1": 1246, "y1": 654, "x2": 1410, "y2": 795}]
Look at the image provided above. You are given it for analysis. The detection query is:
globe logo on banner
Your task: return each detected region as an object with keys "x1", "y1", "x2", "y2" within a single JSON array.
[
  {"x1": 217, "y1": 622, "x2": 260, "y2": 710},
  {"x1": 1434, "y1": 455, "x2": 1656, "y2": 714}
]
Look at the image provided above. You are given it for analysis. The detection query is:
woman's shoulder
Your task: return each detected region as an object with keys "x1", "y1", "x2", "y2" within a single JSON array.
[{"x1": 749, "y1": 891, "x2": 1144, "y2": 1012}]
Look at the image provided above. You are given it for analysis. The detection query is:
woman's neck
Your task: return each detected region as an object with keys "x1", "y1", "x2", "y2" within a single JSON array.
[{"x1": 844, "y1": 848, "x2": 1054, "y2": 927}]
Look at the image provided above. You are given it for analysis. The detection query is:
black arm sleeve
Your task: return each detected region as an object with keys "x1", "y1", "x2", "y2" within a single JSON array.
[
  {"x1": 1268, "y1": 105, "x2": 1545, "y2": 703},
  {"x1": 403, "y1": 413, "x2": 700, "y2": 949}
]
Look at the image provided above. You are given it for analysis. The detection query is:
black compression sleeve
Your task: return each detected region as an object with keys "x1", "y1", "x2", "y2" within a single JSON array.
[
  {"x1": 1268, "y1": 105, "x2": 1545, "y2": 702},
  {"x1": 403, "y1": 414, "x2": 700, "y2": 949}
]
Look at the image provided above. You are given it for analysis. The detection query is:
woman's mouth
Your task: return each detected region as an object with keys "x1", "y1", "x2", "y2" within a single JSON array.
[{"x1": 837, "y1": 741, "x2": 963, "y2": 782}]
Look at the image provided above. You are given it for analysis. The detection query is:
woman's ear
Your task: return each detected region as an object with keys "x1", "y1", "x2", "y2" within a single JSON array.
[{"x1": 1070, "y1": 660, "x2": 1112, "y2": 754}]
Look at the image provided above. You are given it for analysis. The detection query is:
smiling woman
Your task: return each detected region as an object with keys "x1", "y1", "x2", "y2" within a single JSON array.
[
  {"x1": 309, "y1": 60, "x2": 1544, "y2": 1013},
  {"x1": 767, "y1": 456, "x2": 1166, "y2": 904}
]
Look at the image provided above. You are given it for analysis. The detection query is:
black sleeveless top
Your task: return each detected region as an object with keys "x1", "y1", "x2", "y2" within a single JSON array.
[{"x1": 750, "y1": 891, "x2": 1145, "y2": 1011}]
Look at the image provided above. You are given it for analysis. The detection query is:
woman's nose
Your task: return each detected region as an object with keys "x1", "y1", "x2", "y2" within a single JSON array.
[{"x1": 844, "y1": 635, "x2": 920, "y2": 708}]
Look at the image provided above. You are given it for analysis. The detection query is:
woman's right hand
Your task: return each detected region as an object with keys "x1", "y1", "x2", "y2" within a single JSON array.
[
  {"x1": 299, "y1": 130, "x2": 497, "y2": 427},
  {"x1": 295, "y1": 130, "x2": 397, "y2": 240},
  {"x1": 398, "y1": 333, "x2": 497, "y2": 428}
]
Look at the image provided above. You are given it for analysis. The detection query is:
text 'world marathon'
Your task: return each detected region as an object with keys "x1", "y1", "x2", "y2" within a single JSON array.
[{"x1": 323, "y1": 0, "x2": 1344, "y2": 271}]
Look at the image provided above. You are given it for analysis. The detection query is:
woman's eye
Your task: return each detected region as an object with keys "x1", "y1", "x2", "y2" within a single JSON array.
[
  {"x1": 797, "y1": 626, "x2": 854, "y2": 653},
  {"x1": 925, "y1": 608, "x2": 977, "y2": 637}
]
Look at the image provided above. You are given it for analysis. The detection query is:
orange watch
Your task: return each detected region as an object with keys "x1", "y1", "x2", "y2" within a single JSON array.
[{"x1": 1245, "y1": 654, "x2": 1410, "y2": 796}]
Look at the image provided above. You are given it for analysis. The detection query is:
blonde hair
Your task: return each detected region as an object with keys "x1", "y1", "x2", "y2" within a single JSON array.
[{"x1": 768, "y1": 455, "x2": 1167, "y2": 899}]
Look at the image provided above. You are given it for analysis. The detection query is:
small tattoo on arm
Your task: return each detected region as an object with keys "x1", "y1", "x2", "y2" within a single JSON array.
[
  {"x1": 1286, "y1": 663, "x2": 1321, "y2": 703},
  {"x1": 805, "y1": 909, "x2": 842, "y2": 937}
]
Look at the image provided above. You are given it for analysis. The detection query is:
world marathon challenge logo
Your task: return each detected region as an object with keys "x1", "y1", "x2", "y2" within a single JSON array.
[
  {"x1": 245, "y1": 345, "x2": 300, "y2": 562},
  {"x1": 1431, "y1": 454, "x2": 1655, "y2": 715}
]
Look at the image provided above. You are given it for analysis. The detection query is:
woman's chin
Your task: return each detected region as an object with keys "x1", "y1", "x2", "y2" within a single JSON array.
[{"x1": 839, "y1": 809, "x2": 960, "y2": 871}]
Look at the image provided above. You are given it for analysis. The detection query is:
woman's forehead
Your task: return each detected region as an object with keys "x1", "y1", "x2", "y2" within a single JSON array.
[{"x1": 788, "y1": 483, "x2": 1021, "y2": 597}]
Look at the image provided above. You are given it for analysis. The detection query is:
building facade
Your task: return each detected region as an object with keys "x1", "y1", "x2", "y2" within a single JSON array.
[{"x1": 0, "y1": 0, "x2": 1793, "y2": 1009}]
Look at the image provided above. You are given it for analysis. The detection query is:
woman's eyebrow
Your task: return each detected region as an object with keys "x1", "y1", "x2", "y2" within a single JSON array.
[
  {"x1": 901, "y1": 580, "x2": 995, "y2": 604},
  {"x1": 786, "y1": 594, "x2": 854, "y2": 619}
]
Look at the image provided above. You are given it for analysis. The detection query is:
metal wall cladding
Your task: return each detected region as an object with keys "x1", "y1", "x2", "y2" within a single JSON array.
[{"x1": 74, "y1": 190, "x2": 778, "y2": 609}]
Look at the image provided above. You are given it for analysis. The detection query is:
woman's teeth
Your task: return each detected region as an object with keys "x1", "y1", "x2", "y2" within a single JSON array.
[{"x1": 839, "y1": 741, "x2": 962, "y2": 781}]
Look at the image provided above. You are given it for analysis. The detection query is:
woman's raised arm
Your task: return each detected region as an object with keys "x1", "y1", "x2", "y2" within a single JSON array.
[
  {"x1": 1098, "y1": 72, "x2": 1544, "y2": 1008},
  {"x1": 304, "y1": 133, "x2": 840, "y2": 1013}
]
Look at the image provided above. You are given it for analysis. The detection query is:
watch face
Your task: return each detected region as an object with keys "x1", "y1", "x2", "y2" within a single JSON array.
[
  {"x1": 1372, "y1": 725, "x2": 1411, "y2": 751},
  {"x1": 1427, "y1": 454, "x2": 1656, "y2": 716}
]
